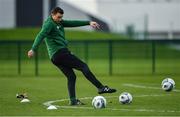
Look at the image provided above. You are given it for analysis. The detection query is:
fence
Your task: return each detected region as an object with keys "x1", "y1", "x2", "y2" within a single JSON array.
[{"x1": 0, "y1": 39, "x2": 180, "y2": 76}]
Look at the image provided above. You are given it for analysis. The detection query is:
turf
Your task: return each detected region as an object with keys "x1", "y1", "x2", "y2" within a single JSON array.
[
  {"x1": 0, "y1": 28, "x2": 126, "y2": 40},
  {"x1": 0, "y1": 74, "x2": 180, "y2": 116},
  {"x1": 0, "y1": 41, "x2": 180, "y2": 76},
  {"x1": 0, "y1": 28, "x2": 179, "y2": 116},
  {"x1": 0, "y1": 59, "x2": 179, "y2": 77}
]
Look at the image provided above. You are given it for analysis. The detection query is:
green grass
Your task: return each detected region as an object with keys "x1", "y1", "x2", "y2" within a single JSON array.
[
  {"x1": 0, "y1": 28, "x2": 126, "y2": 40},
  {"x1": 0, "y1": 30, "x2": 180, "y2": 116},
  {"x1": 0, "y1": 58, "x2": 180, "y2": 77},
  {"x1": 0, "y1": 40, "x2": 180, "y2": 76},
  {"x1": 0, "y1": 74, "x2": 180, "y2": 116}
]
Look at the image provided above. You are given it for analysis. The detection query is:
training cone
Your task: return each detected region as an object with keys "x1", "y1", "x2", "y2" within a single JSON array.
[
  {"x1": 20, "y1": 98, "x2": 30, "y2": 103},
  {"x1": 47, "y1": 105, "x2": 57, "y2": 110}
]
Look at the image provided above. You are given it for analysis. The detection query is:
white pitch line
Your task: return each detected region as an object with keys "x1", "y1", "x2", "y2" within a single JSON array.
[
  {"x1": 43, "y1": 94, "x2": 168, "y2": 107},
  {"x1": 46, "y1": 104, "x2": 180, "y2": 113},
  {"x1": 43, "y1": 96, "x2": 93, "y2": 107},
  {"x1": 133, "y1": 94, "x2": 172, "y2": 97},
  {"x1": 123, "y1": 83, "x2": 180, "y2": 92},
  {"x1": 57, "y1": 106, "x2": 179, "y2": 113},
  {"x1": 43, "y1": 98, "x2": 69, "y2": 107},
  {"x1": 43, "y1": 94, "x2": 180, "y2": 113},
  {"x1": 43, "y1": 83, "x2": 179, "y2": 107}
]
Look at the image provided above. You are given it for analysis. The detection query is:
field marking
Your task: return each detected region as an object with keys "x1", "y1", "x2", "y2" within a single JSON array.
[
  {"x1": 123, "y1": 83, "x2": 180, "y2": 92},
  {"x1": 43, "y1": 94, "x2": 166, "y2": 106},
  {"x1": 43, "y1": 83, "x2": 180, "y2": 113},
  {"x1": 43, "y1": 94, "x2": 180, "y2": 113},
  {"x1": 51, "y1": 105, "x2": 180, "y2": 113}
]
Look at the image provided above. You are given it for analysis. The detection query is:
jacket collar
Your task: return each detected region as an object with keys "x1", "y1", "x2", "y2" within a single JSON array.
[{"x1": 49, "y1": 16, "x2": 62, "y2": 25}]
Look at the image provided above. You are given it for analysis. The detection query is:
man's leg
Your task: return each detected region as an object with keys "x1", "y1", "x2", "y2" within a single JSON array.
[
  {"x1": 57, "y1": 65, "x2": 76, "y2": 101},
  {"x1": 51, "y1": 60, "x2": 78, "y2": 104},
  {"x1": 52, "y1": 49, "x2": 116, "y2": 94},
  {"x1": 60, "y1": 53, "x2": 103, "y2": 89},
  {"x1": 68, "y1": 56, "x2": 116, "y2": 94},
  {"x1": 58, "y1": 52, "x2": 116, "y2": 94},
  {"x1": 77, "y1": 62, "x2": 104, "y2": 89}
]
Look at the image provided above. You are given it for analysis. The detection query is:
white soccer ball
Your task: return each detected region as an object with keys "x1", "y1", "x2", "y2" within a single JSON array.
[
  {"x1": 119, "y1": 92, "x2": 133, "y2": 104},
  {"x1": 92, "y1": 96, "x2": 106, "y2": 109},
  {"x1": 161, "y1": 78, "x2": 175, "y2": 87},
  {"x1": 162, "y1": 78, "x2": 175, "y2": 92}
]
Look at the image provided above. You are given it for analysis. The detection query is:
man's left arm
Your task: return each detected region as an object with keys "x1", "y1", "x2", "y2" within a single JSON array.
[{"x1": 62, "y1": 20, "x2": 100, "y2": 29}]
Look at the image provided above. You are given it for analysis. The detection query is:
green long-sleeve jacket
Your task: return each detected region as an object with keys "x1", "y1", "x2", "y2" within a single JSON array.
[{"x1": 31, "y1": 16, "x2": 90, "y2": 59}]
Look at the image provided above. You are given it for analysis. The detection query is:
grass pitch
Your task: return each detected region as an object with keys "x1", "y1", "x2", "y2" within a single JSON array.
[{"x1": 0, "y1": 74, "x2": 180, "y2": 116}]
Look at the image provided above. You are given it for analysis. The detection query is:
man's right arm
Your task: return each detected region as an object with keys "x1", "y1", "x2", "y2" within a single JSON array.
[{"x1": 28, "y1": 22, "x2": 52, "y2": 58}]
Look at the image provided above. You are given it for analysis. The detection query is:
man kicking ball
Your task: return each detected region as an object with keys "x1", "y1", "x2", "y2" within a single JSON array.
[{"x1": 28, "y1": 7, "x2": 116, "y2": 105}]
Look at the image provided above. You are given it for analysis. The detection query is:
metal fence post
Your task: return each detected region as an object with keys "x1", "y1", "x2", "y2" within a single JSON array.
[
  {"x1": 152, "y1": 41, "x2": 156, "y2": 74},
  {"x1": 17, "y1": 42, "x2": 21, "y2": 75},
  {"x1": 35, "y1": 50, "x2": 39, "y2": 76},
  {"x1": 109, "y1": 40, "x2": 113, "y2": 75}
]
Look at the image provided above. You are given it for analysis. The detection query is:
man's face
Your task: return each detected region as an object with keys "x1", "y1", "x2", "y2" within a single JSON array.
[{"x1": 52, "y1": 13, "x2": 63, "y2": 23}]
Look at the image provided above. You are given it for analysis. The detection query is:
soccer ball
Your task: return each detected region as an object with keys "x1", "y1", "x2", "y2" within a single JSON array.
[
  {"x1": 92, "y1": 96, "x2": 106, "y2": 109},
  {"x1": 161, "y1": 78, "x2": 175, "y2": 92},
  {"x1": 119, "y1": 92, "x2": 133, "y2": 104}
]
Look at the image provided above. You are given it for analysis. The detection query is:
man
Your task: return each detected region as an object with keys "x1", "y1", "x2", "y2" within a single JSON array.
[{"x1": 28, "y1": 7, "x2": 116, "y2": 105}]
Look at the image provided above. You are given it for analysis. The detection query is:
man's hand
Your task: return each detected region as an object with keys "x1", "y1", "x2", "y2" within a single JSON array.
[
  {"x1": 90, "y1": 21, "x2": 100, "y2": 29},
  {"x1": 28, "y1": 50, "x2": 34, "y2": 58}
]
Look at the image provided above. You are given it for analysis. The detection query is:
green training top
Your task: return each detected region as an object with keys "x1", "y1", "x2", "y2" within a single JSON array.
[{"x1": 31, "y1": 16, "x2": 90, "y2": 59}]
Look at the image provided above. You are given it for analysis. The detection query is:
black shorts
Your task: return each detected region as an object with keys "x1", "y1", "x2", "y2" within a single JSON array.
[{"x1": 51, "y1": 48, "x2": 86, "y2": 70}]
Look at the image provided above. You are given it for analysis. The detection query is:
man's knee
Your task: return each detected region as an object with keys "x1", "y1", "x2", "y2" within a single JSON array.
[
  {"x1": 80, "y1": 63, "x2": 90, "y2": 73},
  {"x1": 66, "y1": 74, "x2": 76, "y2": 83}
]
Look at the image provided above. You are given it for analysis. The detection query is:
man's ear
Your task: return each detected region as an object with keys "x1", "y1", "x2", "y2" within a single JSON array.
[{"x1": 51, "y1": 13, "x2": 55, "y2": 17}]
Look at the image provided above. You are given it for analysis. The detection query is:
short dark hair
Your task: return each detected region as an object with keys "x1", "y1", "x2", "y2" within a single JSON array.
[{"x1": 51, "y1": 7, "x2": 64, "y2": 14}]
